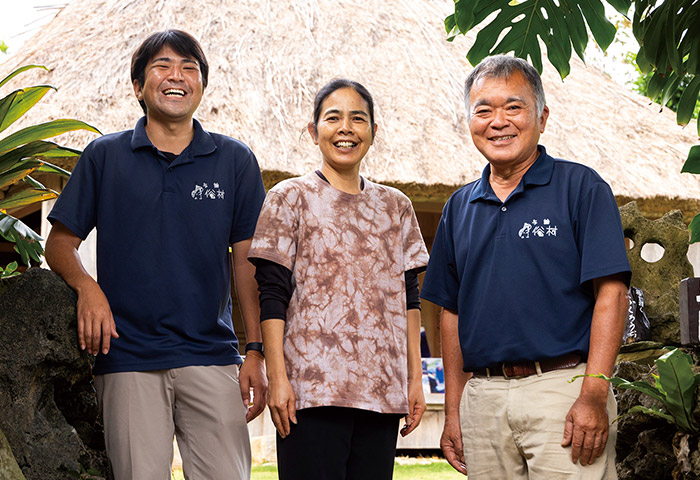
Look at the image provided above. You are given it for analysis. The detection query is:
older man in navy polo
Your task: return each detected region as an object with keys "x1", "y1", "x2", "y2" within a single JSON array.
[
  {"x1": 421, "y1": 55, "x2": 630, "y2": 479},
  {"x1": 45, "y1": 30, "x2": 266, "y2": 479}
]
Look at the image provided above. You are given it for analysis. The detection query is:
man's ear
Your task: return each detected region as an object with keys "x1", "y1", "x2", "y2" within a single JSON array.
[{"x1": 133, "y1": 79, "x2": 143, "y2": 101}]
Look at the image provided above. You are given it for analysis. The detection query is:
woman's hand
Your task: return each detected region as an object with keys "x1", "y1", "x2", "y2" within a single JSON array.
[
  {"x1": 401, "y1": 378, "x2": 426, "y2": 436},
  {"x1": 268, "y1": 375, "x2": 297, "y2": 438}
]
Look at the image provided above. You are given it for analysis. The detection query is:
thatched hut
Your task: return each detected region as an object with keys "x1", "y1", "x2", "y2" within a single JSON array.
[{"x1": 2, "y1": 0, "x2": 698, "y2": 354}]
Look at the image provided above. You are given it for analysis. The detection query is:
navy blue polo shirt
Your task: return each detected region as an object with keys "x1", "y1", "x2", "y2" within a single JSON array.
[
  {"x1": 48, "y1": 117, "x2": 266, "y2": 374},
  {"x1": 420, "y1": 146, "x2": 630, "y2": 371}
]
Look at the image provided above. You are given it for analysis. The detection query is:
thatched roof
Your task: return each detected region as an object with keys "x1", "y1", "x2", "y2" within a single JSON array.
[{"x1": 2, "y1": 0, "x2": 699, "y2": 216}]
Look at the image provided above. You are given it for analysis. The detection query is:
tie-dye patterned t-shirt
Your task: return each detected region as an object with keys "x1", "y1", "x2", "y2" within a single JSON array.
[{"x1": 249, "y1": 172, "x2": 429, "y2": 414}]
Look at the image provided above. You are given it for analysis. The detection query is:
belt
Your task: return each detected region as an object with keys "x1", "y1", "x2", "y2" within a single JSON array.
[{"x1": 472, "y1": 353, "x2": 582, "y2": 379}]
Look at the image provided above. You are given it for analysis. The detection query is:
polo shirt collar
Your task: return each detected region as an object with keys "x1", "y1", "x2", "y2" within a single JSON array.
[
  {"x1": 468, "y1": 145, "x2": 553, "y2": 203},
  {"x1": 130, "y1": 117, "x2": 217, "y2": 164}
]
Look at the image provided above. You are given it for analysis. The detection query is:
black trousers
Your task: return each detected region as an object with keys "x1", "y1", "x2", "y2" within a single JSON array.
[{"x1": 276, "y1": 406, "x2": 402, "y2": 480}]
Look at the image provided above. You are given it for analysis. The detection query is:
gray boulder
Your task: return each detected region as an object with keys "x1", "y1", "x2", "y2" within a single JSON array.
[{"x1": 0, "y1": 268, "x2": 108, "y2": 479}]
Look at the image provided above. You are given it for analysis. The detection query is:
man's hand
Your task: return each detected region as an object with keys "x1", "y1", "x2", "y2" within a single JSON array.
[
  {"x1": 441, "y1": 416, "x2": 468, "y2": 475},
  {"x1": 239, "y1": 351, "x2": 267, "y2": 422},
  {"x1": 77, "y1": 281, "x2": 118, "y2": 355},
  {"x1": 561, "y1": 393, "x2": 610, "y2": 465},
  {"x1": 401, "y1": 378, "x2": 427, "y2": 436},
  {"x1": 267, "y1": 375, "x2": 297, "y2": 438}
]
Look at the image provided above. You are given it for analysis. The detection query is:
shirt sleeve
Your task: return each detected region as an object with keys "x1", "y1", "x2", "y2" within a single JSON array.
[
  {"x1": 253, "y1": 258, "x2": 293, "y2": 321},
  {"x1": 575, "y1": 181, "x2": 632, "y2": 286},
  {"x1": 405, "y1": 268, "x2": 421, "y2": 310},
  {"x1": 47, "y1": 142, "x2": 101, "y2": 240},
  {"x1": 400, "y1": 198, "x2": 429, "y2": 273},
  {"x1": 420, "y1": 201, "x2": 460, "y2": 312},
  {"x1": 230, "y1": 149, "x2": 266, "y2": 244},
  {"x1": 247, "y1": 189, "x2": 298, "y2": 271}
]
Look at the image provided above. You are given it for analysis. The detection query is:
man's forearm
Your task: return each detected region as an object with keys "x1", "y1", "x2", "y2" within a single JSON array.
[
  {"x1": 232, "y1": 238, "x2": 262, "y2": 344},
  {"x1": 581, "y1": 274, "x2": 629, "y2": 399},
  {"x1": 441, "y1": 308, "x2": 470, "y2": 417},
  {"x1": 45, "y1": 222, "x2": 94, "y2": 292}
]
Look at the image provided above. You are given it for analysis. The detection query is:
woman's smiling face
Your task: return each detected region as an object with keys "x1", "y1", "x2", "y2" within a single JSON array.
[{"x1": 309, "y1": 87, "x2": 377, "y2": 174}]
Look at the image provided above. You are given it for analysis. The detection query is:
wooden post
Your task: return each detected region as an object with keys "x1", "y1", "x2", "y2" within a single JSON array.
[{"x1": 679, "y1": 278, "x2": 700, "y2": 345}]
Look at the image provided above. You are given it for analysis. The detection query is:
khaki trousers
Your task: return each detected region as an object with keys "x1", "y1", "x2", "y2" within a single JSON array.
[
  {"x1": 460, "y1": 363, "x2": 617, "y2": 480},
  {"x1": 95, "y1": 364, "x2": 251, "y2": 480}
]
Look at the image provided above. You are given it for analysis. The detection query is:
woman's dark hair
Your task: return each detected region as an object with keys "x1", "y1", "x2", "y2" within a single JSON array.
[
  {"x1": 130, "y1": 29, "x2": 209, "y2": 114},
  {"x1": 311, "y1": 79, "x2": 376, "y2": 139}
]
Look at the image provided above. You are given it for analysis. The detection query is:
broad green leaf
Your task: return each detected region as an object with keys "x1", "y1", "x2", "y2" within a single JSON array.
[
  {"x1": 0, "y1": 85, "x2": 56, "y2": 133},
  {"x1": 0, "y1": 188, "x2": 56, "y2": 210},
  {"x1": 0, "y1": 164, "x2": 40, "y2": 189},
  {"x1": 454, "y1": 0, "x2": 477, "y2": 33},
  {"x1": 35, "y1": 145, "x2": 81, "y2": 158},
  {"x1": 655, "y1": 349, "x2": 699, "y2": 432},
  {"x1": 676, "y1": 76, "x2": 700, "y2": 126},
  {"x1": 0, "y1": 91, "x2": 18, "y2": 130},
  {"x1": 689, "y1": 211, "x2": 700, "y2": 244},
  {"x1": 0, "y1": 212, "x2": 43, "y2": 265},
  {"x1": 563, "y1": 2, "x2": 589, "y2": 62},
  {"x1": 628, "y1": 405, "x2": 676, "y2": 424},
  {"x1": 579, "y1": 0, "x2": 617, "y2": 51},
  {"x1": 0, "y1": 141, "x2": 63, "y2": 178},
  {"x1": 659, "y1": 73, "x2": 683, "y2": 108},
  {"x1": 22, "y1": 175, "x2": 46, "y2": 190},
  {"x1": 445, "y1": 14, "x2": 457, "y2": 35},
  {"x1": 646, "y1": 71, "x2": 669, "y2": 100},
  {"x1": 571, "y1": 373, "x2": 666, "y2": 402},
  {"x1": 0, "y1": 65, "x2": 48, "y2": 90},
  {"x1": 605, "y1": 0, "x2": 632, "y2": 16},
  {"x1": 0, "y1": 119, "x2": 100, "y2": 155},
  {"x1": 34, "y1": 162, "x2": 70, "y2": 177}
]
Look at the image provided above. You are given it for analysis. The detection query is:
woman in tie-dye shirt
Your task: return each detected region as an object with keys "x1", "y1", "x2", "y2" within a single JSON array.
[{"x1": 248, "y1": 79, "x2": 429, "y2": 480}]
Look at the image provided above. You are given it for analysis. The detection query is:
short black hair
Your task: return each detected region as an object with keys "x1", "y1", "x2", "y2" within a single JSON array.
[
  {"x1": 130, "y1": 29, "x2": 209, "y2": 114},
  {"x1": 310, "y1": 79, "x2": 376, "y2": 140}
]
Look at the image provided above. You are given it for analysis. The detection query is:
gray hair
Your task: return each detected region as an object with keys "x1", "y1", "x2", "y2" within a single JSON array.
[{"x1": 464, "y1": 55, "x2": 546, "y2": 120}]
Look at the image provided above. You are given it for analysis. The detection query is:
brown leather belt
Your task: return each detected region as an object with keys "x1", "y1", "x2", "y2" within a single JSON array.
[{"x1": 472, "y1": 353, "x2": 582, "y2": 379}]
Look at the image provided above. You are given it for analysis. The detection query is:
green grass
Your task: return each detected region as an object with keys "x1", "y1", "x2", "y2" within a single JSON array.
[{"x1": 173, "y1": 459, "x2": 465, "y2": 479}]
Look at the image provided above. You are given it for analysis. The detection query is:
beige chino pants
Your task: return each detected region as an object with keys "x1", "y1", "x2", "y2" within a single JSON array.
[
  {"x1": 95, "y1": 364, "x2": 250, "y2": 480},
  {"x1": 460, "y1": 362, "x2": 617, "y2": 480}
]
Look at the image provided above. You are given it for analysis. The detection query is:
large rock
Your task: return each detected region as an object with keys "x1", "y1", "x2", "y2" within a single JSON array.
[
  {"x1": 620, "y1": 202, "x2": 693, "y2": 345},
  {"x1": 0, "y1": 268, "x2": 109, "y2": 479}
]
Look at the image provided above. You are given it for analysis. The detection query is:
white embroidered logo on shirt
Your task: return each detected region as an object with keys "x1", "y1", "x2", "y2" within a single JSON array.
[
  {"x1": 519, "y1": 218, "x2": 557, "y2": 239},
  {"x1": 191, "y1": 182, "x2": 225, "y2": 200}
]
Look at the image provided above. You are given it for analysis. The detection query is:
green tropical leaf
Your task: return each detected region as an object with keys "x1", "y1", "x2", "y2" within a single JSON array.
[
  {"x1": 0, "y1": 212, "x2": 43, "y2": 265},
  {"x1": 682, "y1": 145, "x2": 700, "y2": 174},
  {"x1": 655, "y1": 349, "x2": 699, "y2": 432},
  {"x1": 606, "y1": 0, "x2": 632, "y2": 15},
  {"x1": 0, "y1": 119, "x2": 100, "y2": 155},
  {"x1": 676, "y1": 76, "x2": 700, "y2": 126},
  {"x1": 0, "y1": 85, "x2": 56, "y2": 133},
  {"x1": 34, "y1": 162, "x2": 70, "y2": 177},
  {"x1": 571, "y1": 373, "x2": 666, "y2": 403},
  {"x1": 689, "y1": 212, "x2": 700, "y2": 244},
  {"x1": 0, "y1": 164, "x2": 40, "y2": 189},
  {"x1": 0, "y1": 188, "x2": 57, "y2": 210},
  {"x1": 0, "y1": 140, "x2": 61, "y2": 173},
  {"x1": 0, "y1": 65, "x2": 48, "y2": 90},
  {"x1": 579, "y1": 0, "x2": 618, "y2": 52},
  {"x1": 628, "y1": 405, "x2": 676, "y2": 424},
  {"x1": 454, "y1": 0, "x2": 477, "y2": 33}
]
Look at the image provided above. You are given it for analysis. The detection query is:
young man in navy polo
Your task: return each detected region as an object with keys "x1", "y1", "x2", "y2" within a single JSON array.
[
  {"x1": 421, "y1": 55, "x2": 630, "y2": 479},
  {"x1": 45, "y1": 30, "x2": 267, "y2": 479}
]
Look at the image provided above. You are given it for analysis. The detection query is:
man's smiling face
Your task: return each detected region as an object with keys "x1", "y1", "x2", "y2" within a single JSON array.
[
  {"x1": 467, "y1": 70, "x2": 548, "y2": 170},
  {"x1": 133, "y1": 45, "x2": 203, "y2": 124}
]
